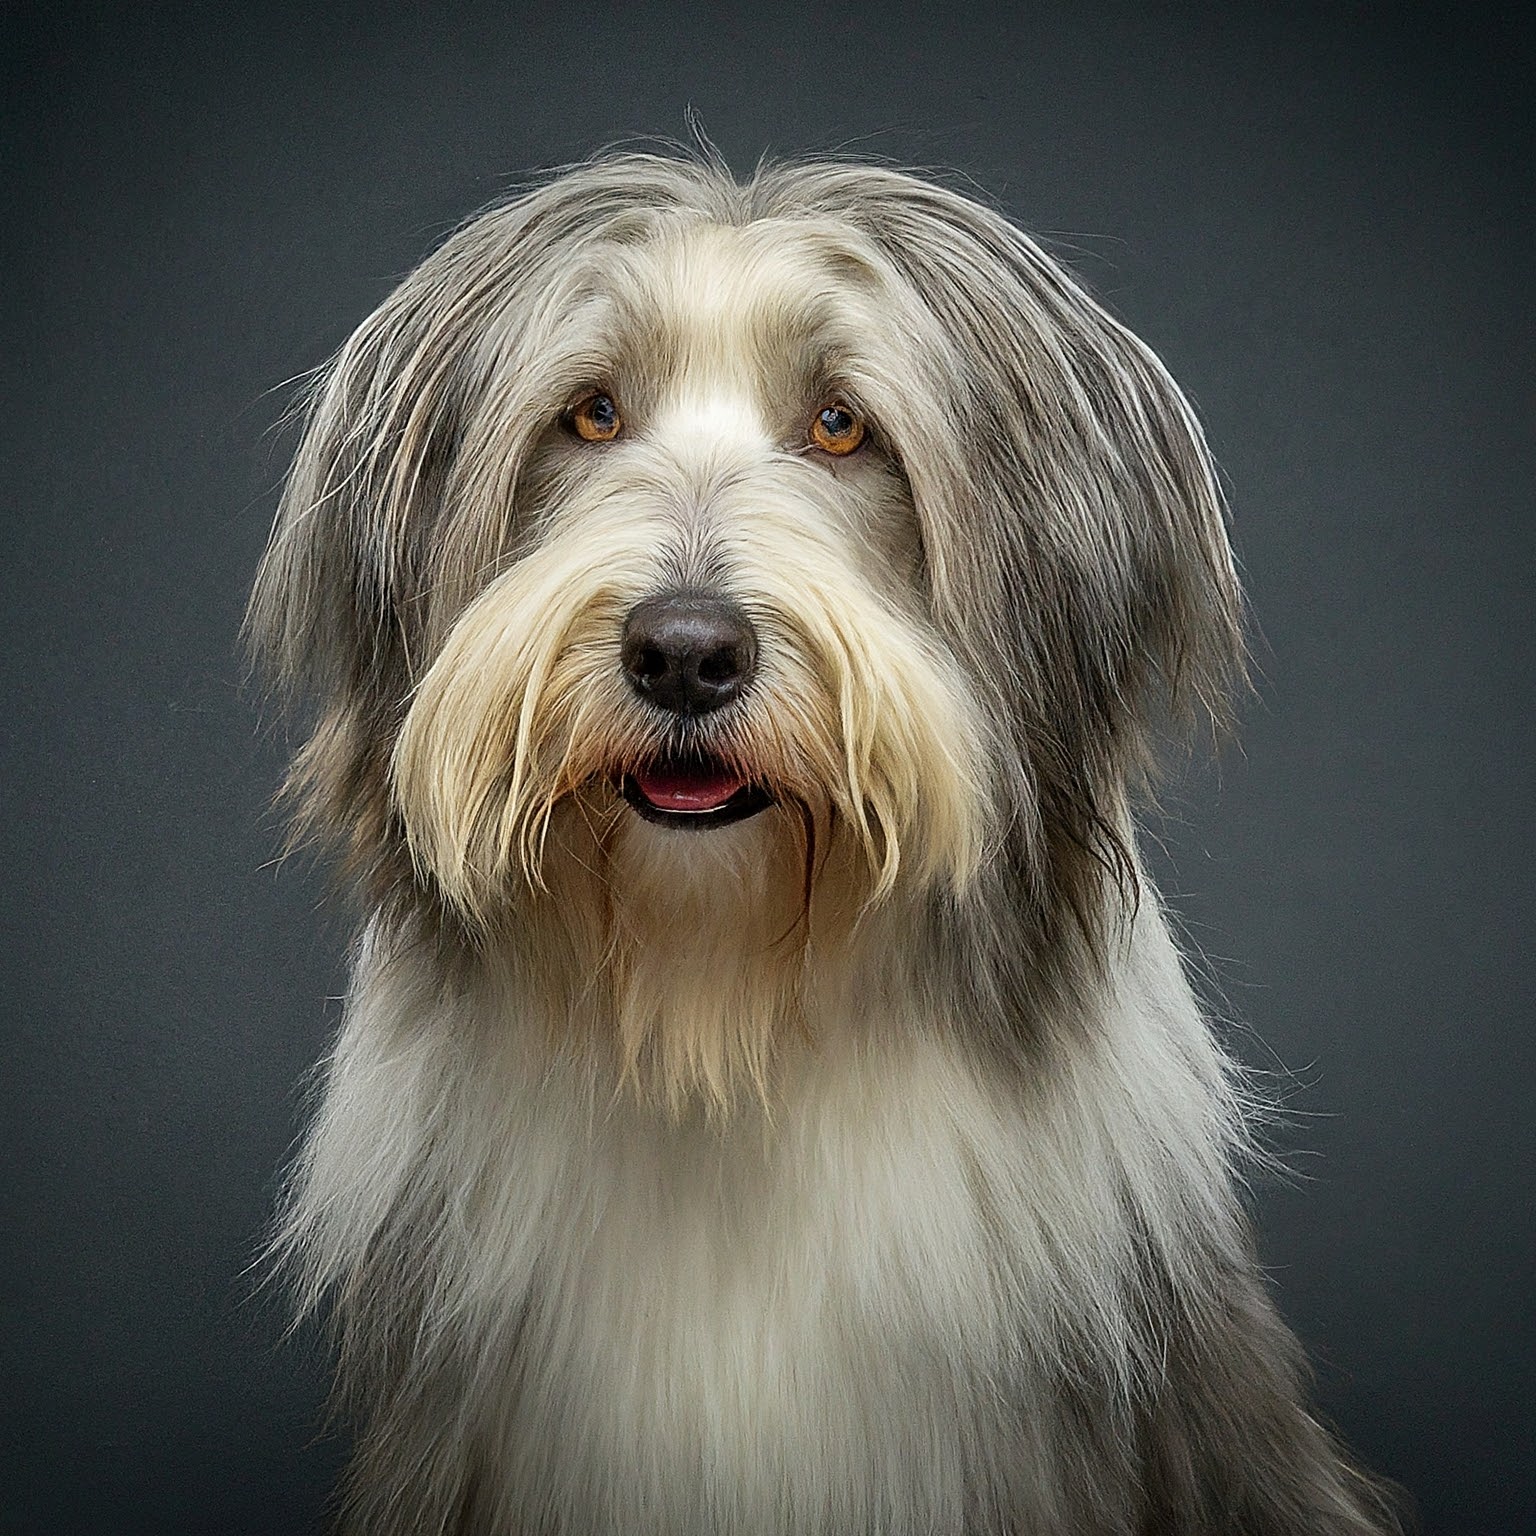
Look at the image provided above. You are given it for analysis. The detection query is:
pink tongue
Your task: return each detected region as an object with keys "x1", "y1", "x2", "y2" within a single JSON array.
[{"x1": 635, "y1": 762, "x2": 745, "y2": 812}]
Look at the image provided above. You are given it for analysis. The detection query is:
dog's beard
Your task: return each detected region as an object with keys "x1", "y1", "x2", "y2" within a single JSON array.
[{"x1": 390, "y1": 491, "x2": 994, "y2": 1114}]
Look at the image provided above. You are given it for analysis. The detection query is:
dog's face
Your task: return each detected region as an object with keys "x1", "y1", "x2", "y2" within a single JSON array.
[
  {"x1": 251, "y1": 157, "x2": 1241, "y2": 1107},
  {"x1": 392, "y1": 215, "x2": 995, "y2": 930}
]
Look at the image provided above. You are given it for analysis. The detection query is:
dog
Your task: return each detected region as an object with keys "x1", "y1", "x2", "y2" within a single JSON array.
[{"x1": 249, "y1": 152, "x2": 1398, "y2": 1535}]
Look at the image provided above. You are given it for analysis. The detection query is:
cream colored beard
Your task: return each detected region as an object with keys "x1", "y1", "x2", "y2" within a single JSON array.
[
  {"x1": 386, "y1": 475, "x2": 996, "y2": 1116},
  {"x1": 489, "y1": 794, "x2": 878, "y2": 1117}
]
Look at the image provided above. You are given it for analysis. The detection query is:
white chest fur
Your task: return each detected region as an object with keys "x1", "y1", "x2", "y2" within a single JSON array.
[{"x1": 290, "y1": 904, "x2": 1231, "y2": 1535}]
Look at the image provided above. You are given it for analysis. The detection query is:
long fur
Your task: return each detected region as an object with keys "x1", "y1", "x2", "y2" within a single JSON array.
[{"x1": 251, "y1": 153, "x2": 1399, "y2": 1534}]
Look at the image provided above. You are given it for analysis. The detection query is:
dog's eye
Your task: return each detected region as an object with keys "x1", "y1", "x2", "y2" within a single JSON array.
[
  {"x1": 809, "y1": 401, "x2": 866, "y2": 456},
  {"x1": 568, "y1": 392, "x2": 623, "y2": 443}
]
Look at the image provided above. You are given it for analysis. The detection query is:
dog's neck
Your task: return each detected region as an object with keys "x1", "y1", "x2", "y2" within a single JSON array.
[{"x1": 457, "y1": 796, "x2": 941, "y2": 1121}]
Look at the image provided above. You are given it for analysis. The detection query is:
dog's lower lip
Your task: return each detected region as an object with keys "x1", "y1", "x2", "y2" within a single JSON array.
[{"x1": 619, "y1": 762, "x2": 773, "y2": 830}]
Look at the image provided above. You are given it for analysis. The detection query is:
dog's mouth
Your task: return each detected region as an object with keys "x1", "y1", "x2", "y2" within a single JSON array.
[{"x1": 619, "y1": 753, "x2": 773, "y2": 831}]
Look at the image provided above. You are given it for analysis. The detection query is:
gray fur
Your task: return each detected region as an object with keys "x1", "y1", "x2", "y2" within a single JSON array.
[{"x1": 250, "y1": 154, "x2": 1400, "y2": 1535}]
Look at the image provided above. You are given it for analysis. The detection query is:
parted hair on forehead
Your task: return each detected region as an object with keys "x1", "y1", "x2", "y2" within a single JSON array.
[{"x1": 249, "y1": 152, "x2": 1399, "y2": 1536}]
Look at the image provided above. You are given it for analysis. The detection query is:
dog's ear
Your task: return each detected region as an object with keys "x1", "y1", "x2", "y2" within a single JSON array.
[
  {"x1": 247, "y1": 181, "x2": 623, "y2": 868},
  {"x1": 245, "y1": 257, "x2": 482, "y2": 863},
  {"x1": 853, "y1": 174, "x2": 1243, "y2": 754},
  {"x1": 778, "y1": 167, "x2": 1245, "y2": 926},
  {"x1": 252, "y1": 308, "x2": 448, "y2": 703}
]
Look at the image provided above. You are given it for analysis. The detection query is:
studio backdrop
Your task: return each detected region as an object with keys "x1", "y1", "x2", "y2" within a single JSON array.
[{"x1": 3, "y1": 5, "x2": 1531, "y2": 1534}]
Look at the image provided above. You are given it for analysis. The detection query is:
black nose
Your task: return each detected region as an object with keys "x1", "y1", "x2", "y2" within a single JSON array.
[{"x1": 620, "y1": 593, "x2": 758, "y2": 715}]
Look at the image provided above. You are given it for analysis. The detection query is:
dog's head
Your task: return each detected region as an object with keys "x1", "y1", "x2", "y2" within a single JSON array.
[{"x1": 251, "y1": 155, "x2": 1240, "y2": 1103}]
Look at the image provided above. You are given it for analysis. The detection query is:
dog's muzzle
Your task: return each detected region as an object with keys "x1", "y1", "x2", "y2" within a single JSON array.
[{"x1": 618, "y1": 592, "x2": 772, "y2": 830}]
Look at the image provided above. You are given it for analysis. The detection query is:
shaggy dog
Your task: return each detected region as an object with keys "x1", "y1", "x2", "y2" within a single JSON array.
[{"x1": 250, "y1": 153, "x2": 1397, "y2": 1535}]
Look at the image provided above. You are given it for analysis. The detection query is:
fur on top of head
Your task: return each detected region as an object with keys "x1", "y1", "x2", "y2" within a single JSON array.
[{"x1": 248, "y1": 151, "x2": 1242, "y2": 1106}]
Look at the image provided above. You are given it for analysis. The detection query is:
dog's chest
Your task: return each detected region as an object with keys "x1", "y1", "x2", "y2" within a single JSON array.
[{"x1": 480, "y1": 1035, "x2": 1018, "y2": 1532}]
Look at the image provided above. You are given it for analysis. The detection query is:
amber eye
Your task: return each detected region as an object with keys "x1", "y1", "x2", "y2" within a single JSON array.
[
  {"x1": 569, "y1": 392, "x2": 622, "y2": 443},
  {"x1": 809, "y1": 400, "x2": 866, "y2": 456}
]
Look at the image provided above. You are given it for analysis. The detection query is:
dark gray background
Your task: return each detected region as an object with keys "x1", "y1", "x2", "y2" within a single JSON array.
[{"x1": 4, "y1": 3, "x2": 1531, "y2": 1532}]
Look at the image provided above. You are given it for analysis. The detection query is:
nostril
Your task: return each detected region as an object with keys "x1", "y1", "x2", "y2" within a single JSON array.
[
  {"x1": 696, "y1": 645, "x2": 743, "y2": 685},
  {"x1": 633, "y1": 646, "x2": 670, "y2": 685}
]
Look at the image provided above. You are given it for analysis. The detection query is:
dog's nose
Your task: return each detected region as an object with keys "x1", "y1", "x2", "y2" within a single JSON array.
[{"x1": 621, "y1": 593, "x2": 758, "y2": 715}]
